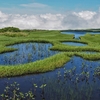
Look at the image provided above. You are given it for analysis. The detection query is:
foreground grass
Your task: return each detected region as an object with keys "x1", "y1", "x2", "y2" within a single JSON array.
[
  {"x1": 0, "y1": 29, "x2": 100, "y2": 77},
  {"x1": 0, "y1": 53, "x2": 70, "y2": 78},
  {"x1": 0, "y1": 51, "x2": 100, "y2": 78}
]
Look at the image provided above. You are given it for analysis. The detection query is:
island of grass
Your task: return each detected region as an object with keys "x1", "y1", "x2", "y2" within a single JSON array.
[{"x1": 0, "y1": 27, "x2": 100, "y2": 78}]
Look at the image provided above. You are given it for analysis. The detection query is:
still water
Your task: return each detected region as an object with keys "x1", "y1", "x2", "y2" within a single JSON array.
[
  {"x1": 0, "y1": 43, "x2": 58, "y2": 65},
  {"x1": 0, "y1": 56, "x2": 100, "y2": 100},
  {"x1": 0, "y1": 32, "x2": 100, "y2": 99},
  {"x1": 61, "y1": 31, "x2": 100, "y2": 39}
]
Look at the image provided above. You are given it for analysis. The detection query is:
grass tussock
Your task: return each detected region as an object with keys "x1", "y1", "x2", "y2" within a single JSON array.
[
  {"x1": 0, "y1": 53, "x2": 70, "y2": 78},
  {"x1": 0, "y1": 32, "x2": 28, "y2": 37}
]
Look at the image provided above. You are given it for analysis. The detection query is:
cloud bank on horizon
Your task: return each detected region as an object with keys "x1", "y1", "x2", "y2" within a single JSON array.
[
  {"x1": 0, "y1": 10, "x2": 100, "y2": 30},
  {"x1": 0, "y1": 0, "x2": 100, "y2": 30}
]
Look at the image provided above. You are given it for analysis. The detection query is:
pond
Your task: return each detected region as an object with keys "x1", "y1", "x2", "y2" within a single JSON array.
[
  {"x1": 0, "y1": 56, "x2": 100, "y2": 100},
  {"x1": 62, "y1": 42, "x2": 87, "y2": 46},
  {"x1": 61, "y1": 31, "x2": 86, "y2": 39},
  {"x1": 0, "y1": 43, "x2": 58, "y2": 65},
  {"x1": 90, "y1": 32, "x2": 100, "y2": 34},
  {"x1": 61, "y1": 31, "x2": 100, "y2": 39}
]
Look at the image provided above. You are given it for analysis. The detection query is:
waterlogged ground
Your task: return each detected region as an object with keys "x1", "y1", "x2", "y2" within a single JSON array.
[
  {"x1": 0, "y1": 56, "x2": 100, "y2": 100},
  {"x1": 0, "y1": 31, "x2": 100, "y2": 100},
  {"x1": 0, "y1": 43, "x2": 58, "y2": 65}
]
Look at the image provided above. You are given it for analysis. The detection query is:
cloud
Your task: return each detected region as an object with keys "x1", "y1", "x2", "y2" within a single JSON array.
[
  {"x1": 0, "y1": 10, "x2": 100, "y2": 30},
  {"x1": 20, "y1": 3, "x2": 50, "y2": 8},
  {"x1": 73, "y1": 11, "x2": 96, "y2": 20},
  {"x1": 0, "y1": 11, "x2": 8, "y2": 22}
]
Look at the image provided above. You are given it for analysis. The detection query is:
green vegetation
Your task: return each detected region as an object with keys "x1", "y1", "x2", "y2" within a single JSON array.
[
  {"x1": 0, "y1": 27, "x2": 27, "y2": 37},
  {"x1": 0, "y1": 27, "x2": 100, "y2": 77},
  {"x1": 94, "y1": 66, "x2": 100, "y2": 76},
  {"x1": 0, "y1": 27, "x2": 20, "y2": 32},
  {"x1": 0, "y1": 32, "x2": 28, "y2": 37},
  {"x1": 1, "y1": 56, "x2": 99, "y2": 100},
  {"x1": 0, "y1": 53, "x2": 70, "y2": 78},
  {"x1": 1, "y1": 81, "x2": 47, "y2": 100}
]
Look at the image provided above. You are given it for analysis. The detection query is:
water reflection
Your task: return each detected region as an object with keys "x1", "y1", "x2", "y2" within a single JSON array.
[
  {"x1": 0, "y1": 56, "x2": 100, "y2": 100},
  {"x1": 0, "y1": 43, "x2": 58, "y2": 65}
]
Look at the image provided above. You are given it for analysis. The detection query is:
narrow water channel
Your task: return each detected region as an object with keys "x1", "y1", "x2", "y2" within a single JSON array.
[
  {"x1": 61, "y1": 31, "x2": 86, "y2": 39},
  {"x1": 61, "y1": 31, "x2": 100, "y2": 39}
]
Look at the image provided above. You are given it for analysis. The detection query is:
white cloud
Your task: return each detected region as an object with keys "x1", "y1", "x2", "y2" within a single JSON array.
[
  {"x1": 0, "y1": 11, "x2": 8, "y2": 22},
  {"x1": 73, "y1": 11, "x2": 96, "y2": 20},
  {"x1": 0, "y1": 10, "x2": 100, "y2": 30},
  {"x1": 20, "y1": 3, "x2": 49, "y2": 8}
]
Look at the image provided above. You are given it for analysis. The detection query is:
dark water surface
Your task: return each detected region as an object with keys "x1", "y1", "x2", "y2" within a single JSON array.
[{"x1": 0, "y1": 56, "x2": 100, "y2": 100}]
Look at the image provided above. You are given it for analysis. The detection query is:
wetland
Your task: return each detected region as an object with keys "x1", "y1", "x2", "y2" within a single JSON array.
[{"x1": 0, "y1": 27, "x2": 100, "y2": 100}]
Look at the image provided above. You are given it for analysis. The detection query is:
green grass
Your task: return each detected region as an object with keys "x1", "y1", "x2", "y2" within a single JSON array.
[
  {"x1": 0, "y1": 29, "x2": 100, "y2": 77},
  {"x1": 0, "y1": 53, "x2": 70, "y2": 78},
  {"x1": 0, "y1": 32, "x2": 28, "y2": 37}
]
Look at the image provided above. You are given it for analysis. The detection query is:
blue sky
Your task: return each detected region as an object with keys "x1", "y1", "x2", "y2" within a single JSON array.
[
  {"x1": 0, "y1": 0, "x2": 100, "y2": 29},
  {"x1": 0, "y1": 0, "x2": 100, "y2": 14}
]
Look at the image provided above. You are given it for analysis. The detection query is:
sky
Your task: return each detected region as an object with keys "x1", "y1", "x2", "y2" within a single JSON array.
[{"x1": 0, "y1": 0, "x2": 100, "y2": 29}]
